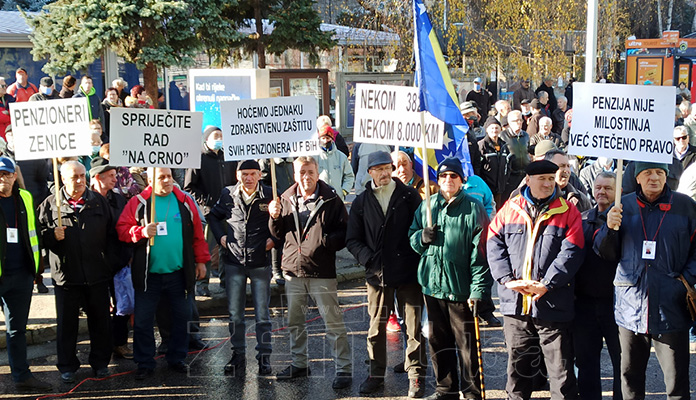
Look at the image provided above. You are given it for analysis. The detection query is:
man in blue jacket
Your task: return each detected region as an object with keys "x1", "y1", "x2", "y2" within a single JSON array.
[
  {"x1": 208, "y1": 160, "x2": 275, "y2": 376},
  {"x1": 595, "y1": 162, "x2": 696, "y2": 399},
  {"x1": 488, "y1": 160, "x2": 583, "y2": 399}
]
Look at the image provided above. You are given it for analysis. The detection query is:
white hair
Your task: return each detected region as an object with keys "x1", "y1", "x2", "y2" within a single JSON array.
[
  {"x1": 674, "y1": 125, "x2": 689, "y2": 137},
  {"x1": 316, "y1": 115, "x2": 332, "y2": 129},
  {"x1": 539, "y1": 116, "x2": 553, "y2": 126},
  {"x1": 59, "y1": 160, "x2": 85, "y2": 177}
]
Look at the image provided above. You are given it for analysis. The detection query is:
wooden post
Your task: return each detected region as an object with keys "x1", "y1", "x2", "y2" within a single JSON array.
[
  {"x1": 420, "y1": 111, "x2": 433, "y2": 227},
  {"x1": 270, "y1": 159, "x2": 278, "y2": 201},
  {"x1": 52, "y1": 158, "x2": 62, "y2": 228},
  {"x1": 613, "y1": 159, "x2": 623, "y2": 231}
]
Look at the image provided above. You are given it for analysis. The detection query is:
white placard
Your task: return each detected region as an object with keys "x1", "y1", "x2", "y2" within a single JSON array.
[
  {"x1": 10, "y1": 98, "x2": 92, "y2": 161},
  {"x1": 568, "y1": 82, "x2": 675, "y2": 163},
  {"x1": 353, "y1": 83, "x2": 444, "y2": 149},
  {"x1": 109, "y1": 108, "x2": 203, "y2": 169},
  {"x1": 220, "y1": 96, "x2": 319, "y2": 161}
]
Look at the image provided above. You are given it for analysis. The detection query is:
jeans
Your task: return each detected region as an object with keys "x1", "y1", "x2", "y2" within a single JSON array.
[
  {"x1": 133, "y1": 269, "x2": 192, "y2": 369},
  {"x1": 0, "y1": 269, "x2": 35, "y2": 382},
  {"x1": 224, "y1": 262, "x2": 272, "y2": 359}
]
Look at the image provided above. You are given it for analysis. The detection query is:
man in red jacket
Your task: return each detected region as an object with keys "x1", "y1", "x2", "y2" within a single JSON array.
[
  {"x1": 7, "y1": 68, "x2": 38, "y2": 103},
  {"x1": 116, "y1": 167, "x2": 209, "y2": 380}
]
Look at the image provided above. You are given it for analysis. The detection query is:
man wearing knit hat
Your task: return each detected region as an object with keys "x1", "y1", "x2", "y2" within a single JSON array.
[
  {"x1": 208, "y1": 160, "x2": 276, "y2": 376},
  {"x1": 595, "y1": 162, "x2": 696, "y2": 398},
  {"x1": 409, "y1": 157, "x2": 491, "y2": 399},
  {"x1": 488, "y1": 160, "x2": 583, "y2": 398},
  {"x1": 347, "y1": 151, "x2": 426, "y2": 397},
  {"x1": 184, "y1": 126, "x2": 238, "y2": 296}
]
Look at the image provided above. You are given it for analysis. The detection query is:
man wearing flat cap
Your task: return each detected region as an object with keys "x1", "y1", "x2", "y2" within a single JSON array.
[
  {"x1": 346, "y1": 151, "x2": 426, "y2": 397},
  {"x1": 488, "y1": 160, "x2": 583, "y2": 398},
  {"x1": 595, "y1": 162, "x2": 696, "y2": 398},
  {"x1": 207, "y1": 160, "x2": 276, "y2": 376},
  {"x1": 409, "y1": 157, "x2": 491, "y2": 399}
]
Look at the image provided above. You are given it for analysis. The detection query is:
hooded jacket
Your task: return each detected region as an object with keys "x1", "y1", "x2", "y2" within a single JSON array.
[
  {"x1": 346, "y1": 178, "x2": 421, "y2": 287},
  {"x1": 184, "y1": 143, "x2": 238, "y2": 215},
  {"x1": 74, "y1": 86, "x2": 105, "y2": 130},
  {"x1": 269, "y1": 180, "x2": 347, "y2": 279},
  {"x1": 409, "y1": 189, "x2": 491, "y2": 302},
  {"x1": 116, "y1": 186, "x2": 210, "y2": 292},
  {"x1": 487, "y1": 186, "x2": 584, "y2": 322},
  {"x1": 594, "y1": 186, "x2": 696, "y2": 334}
]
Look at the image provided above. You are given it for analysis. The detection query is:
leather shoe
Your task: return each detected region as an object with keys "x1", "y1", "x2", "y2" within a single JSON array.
[
  {"x1": 409, "y1": 378, "x2": 425, "y2": 398},
  {"x1": 479, "y1": 314, "x2": 502, "y2": 327},
  {"x1": 332, "y1": 372, "x2": 352, "y2": 390},
  {"x1": 393, "y1": 362, "x2": 406, "y2": 373},
  {"x1": 425, "y1": 391, "x2": 459, "y2": 400},
  {"x1": 157, "y1": 342, "x2": 168, "y2": 355},
  {"x1": 134, "y1": 368, "x2": 154, "y2": 380},
  {"x1": 60, "y1": 372, "x2": 76, "y2": 384},
  {"x1": 358, "y1": 376, "x2": 383, "y2": 394},
  {"x1": 113, "y1": 345, "x2": 133, "y2": 359},
  {"x1": 15, "y1": 376, "x2": 52, "y2": 392},
  {"x1": 168, "y1": 361, "x2": 189, "y2": 374},
  {"x1": 94, "y1": 368, "x2": 109, "y2": 379},
  {"x1": 276, "y1": 365, "x2": 310, "y2": 380},
  {"x1": 224, "y1": 353, "x2": 246, "y2": 375},
  {"x1": 36, "y1": 280, "x2": 49, "y2": 293},
  {"x1": 258, "y1": 354, "x2": 272, "y2": 376}
]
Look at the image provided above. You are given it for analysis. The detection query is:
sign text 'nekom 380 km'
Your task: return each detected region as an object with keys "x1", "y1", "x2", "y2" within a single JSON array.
[
  {"x1": 10, "y1": 98, "x2": 92, "y2": 161},
  {"x1": 354, "y1": 83, "x2": 444, "y2": 149},
  {"x1": 220, "y1": 95, "x2": 319, "y2": 161},
  {"x1": 109, "y1": 108, "x2": 203, "y2": 169},
  {"x1": 568, "y1": 82, "x2": 676, "y2": 163}
]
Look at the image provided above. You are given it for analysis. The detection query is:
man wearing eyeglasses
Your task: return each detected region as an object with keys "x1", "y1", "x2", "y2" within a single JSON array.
[
  {"x1": 408, "y1": 157, "x2": 491, "y2": 400},
  {"x1": 673, "y1": 125, "x2": 696, "y2": 170}
]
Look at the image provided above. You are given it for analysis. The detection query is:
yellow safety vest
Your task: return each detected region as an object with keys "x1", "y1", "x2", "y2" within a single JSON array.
[{"x1": 0, "y1": 189, "x2": 40, "y2": 277}]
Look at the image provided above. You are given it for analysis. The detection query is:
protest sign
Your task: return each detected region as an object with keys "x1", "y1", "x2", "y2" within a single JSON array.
[
  {"x1": 109, "y1": 108, "x2": 203, "y2": 169},
  {"x1": 220, "y1": 95, "x2": 319, "y2": 161},
  {"x1": 10, "y1": 98, "x2": 92, "y2": 161},
  {"x1": 353, "y1": 83, "x2": 444, "y2": 149},
  {"x1": 568, "y1": 82, "x2": 676, "y2": 163}
]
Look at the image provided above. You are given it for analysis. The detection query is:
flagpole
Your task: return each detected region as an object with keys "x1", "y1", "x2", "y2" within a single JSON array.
[{"x1": 421, "y1": 111, "x2": 433, "y2": 227}]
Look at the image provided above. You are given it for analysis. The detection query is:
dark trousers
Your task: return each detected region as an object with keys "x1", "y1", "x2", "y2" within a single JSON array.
[
  {"x1": 134, "y1": 269, "x2": 192, "y2": 369},
  {"x1": 0, "y1": 269, "x2": 35, "y2": 382},
  {"x1": 54, "y1": 282, "x2": 113, "y2": 373},
  {"x1": 109, "y1": 280, "x2": 130, "y2": 347},
  {"x1": 618, "y1": 326, "x2": 690, "y2": 400},
  {"x1": 503, "y1": 315, "x2": 578, "y2": 400},
  {"x1": 425, "y1": 295, "x2": 481, "y2": 398},
  {"x1": 157, "y1": 290, "x2": 201, "y2": 345},
  {"x1": 366, "y1": 283, "x2": 426, "y2": 379},
  {"x1": 573, "y1": 296, "x2": 622, "y2": 400}
]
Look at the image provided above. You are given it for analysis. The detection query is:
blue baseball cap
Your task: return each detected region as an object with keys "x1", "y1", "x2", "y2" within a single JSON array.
[{"x1": 0, "y1": 156, "x2": 15, "y2": 173}]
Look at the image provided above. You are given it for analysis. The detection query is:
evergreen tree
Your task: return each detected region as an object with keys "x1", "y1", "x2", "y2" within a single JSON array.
[{"x1": 24, "y1": 0, "x2": 242, "y2": 107}]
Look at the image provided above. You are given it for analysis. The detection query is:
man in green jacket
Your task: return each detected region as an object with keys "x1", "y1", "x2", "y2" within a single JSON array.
[{"x1": 409, "y1": 157, "x2": 492, "y2": 400}]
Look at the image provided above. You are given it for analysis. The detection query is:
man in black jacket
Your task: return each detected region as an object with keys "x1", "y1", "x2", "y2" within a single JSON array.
[
  {"x1": 575, "y1": 171, "x2": 622, "y2": 400},
  {"x1": 184, "y1": 126, "x2": 238, "y2": 296},
  {"x1": 346, "y1": 151, "x2": 426, "y2": 397},
  {"x1": 38, "y1": 161, "x2": 115, "y2": 384},
  {"x1": 208, "y1": 160, "x2": 276, "y2": 376},
  {"x1": 269, "y1": 156, "x2": 352, "y2": 390},
  {"x1": 0, "y1": 157, "x2": 51, "y2": 392}
]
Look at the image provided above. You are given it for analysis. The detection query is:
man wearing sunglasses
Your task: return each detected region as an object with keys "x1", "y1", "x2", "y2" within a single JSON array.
[
  {"x1": 409, "y1": 157, "x2": 491, "y2": 399},
  {"x1": 673, "y1": 125, "x2": 696, "y2": 170}
]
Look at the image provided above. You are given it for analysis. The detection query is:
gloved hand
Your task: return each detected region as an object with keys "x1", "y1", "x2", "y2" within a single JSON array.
[
  {"x1": 468, "y1": 298, "x2": 481, "y2": 317},
  {"x1": 421, "y1": 225, "x2": 439, "y2": 245}
]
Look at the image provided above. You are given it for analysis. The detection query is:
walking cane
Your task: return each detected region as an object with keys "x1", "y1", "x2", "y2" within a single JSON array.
[{"x1": 472, "y1": 300, "x2": 486, "y2": 399}]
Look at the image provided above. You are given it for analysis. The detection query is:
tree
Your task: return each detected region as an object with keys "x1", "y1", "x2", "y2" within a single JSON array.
[
  {"x1": 221, "y1": 0, "x2": 335, "y2": 68},
  {"x1": 24, "y1": 0, "x2": 242, "y2": 107}
]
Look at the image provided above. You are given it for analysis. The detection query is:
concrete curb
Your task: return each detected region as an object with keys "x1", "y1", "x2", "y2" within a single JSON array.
[{"x1": 0, "y1": 255, "x2": 364, "y2": 349}]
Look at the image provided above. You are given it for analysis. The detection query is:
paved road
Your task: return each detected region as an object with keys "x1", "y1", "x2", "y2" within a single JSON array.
[{"x1": 0, "y1": 279, "x2": 694, "y2": 399}]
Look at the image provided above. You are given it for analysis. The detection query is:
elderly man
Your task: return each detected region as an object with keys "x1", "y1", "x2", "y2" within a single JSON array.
[
  {"x1": 409, "y1": 157, "x2": 491, "y2": 400},
  {"x1": 530, "y1": 117, "x2": 563, "y2": 150},
  {"x1": 488, "y1": 160, "x2": 583, "y2": 399},
  {"x1": 551, "y1": 96, "x2": 568, "y2": 134},
  {"x1": 466, "y1": 77, "x2": 492, "y2": 117},
  {"x1": 208, "y1": 160, "x2": 275, "y2": 376},
  {"x1": 28, "y1": 77, "x2": 59, "y2": 101},
  {"x1": 392, "y1": 151, "x2": 437, "y2": 199},
  {"x1": 501, "y1": 110, "x2": 531, "y2": 200},
  {"x1": 479, "y1": 118, "x2": 510, "y2": 207},
  {"x1": 459, "y1": 101, "x2": 484, "y2": 175},
  {"x1": 269, "y1": 156, "x2": 352, "y2": 389},
  {"x1": 574, "y1": 171, "x2": 622, "y2": 400},
  {"x1": 595, "y1": 162, "x2": 696, "y2": 399},
  {"x1": 535, "y1": 77, "x2": 557, "y2": 112},
  {"x1": 38, "y1": 161, "x2": 115, "y2": 383},
  {"x1": 89, "y1": 157, "x2": 133, "y2": 360},
  {"x1": 116, "y1": 167, "x2": 209, "y2": 380},
  {"x1": 673, "y1": 125, "x2": 696, "y2": 170},
  {"x1": 512, "y1": 78, "x2": 535, "y2": 111},
  {"x1": 0, "y1": 157, "x2": 51, "y2": 392},
  {"x1": 314, "y1": 125, "x2": 354, "y2": 201},
  {"x1": 347, "y1": 151, "x2": 426, "y2": 397},
  {"x1": 543, "y1": 149, "x2": 591, "y2": 212}
]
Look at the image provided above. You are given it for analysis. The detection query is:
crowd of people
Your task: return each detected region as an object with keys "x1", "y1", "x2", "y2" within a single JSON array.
[{"x1": 0, "y1": 70, "x2": 695, "y2": 400}]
